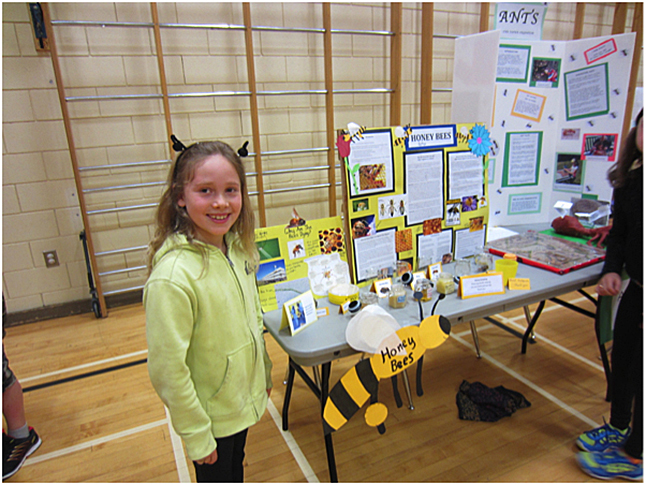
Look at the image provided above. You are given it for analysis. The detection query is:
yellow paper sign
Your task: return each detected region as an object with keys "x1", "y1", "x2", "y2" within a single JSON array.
[
  {"x1": 371, "y1": 278, "x2": 392, "y2": 298},
  {"x1": 427, "y1": 262, "x2": 443, "y2": 281},
  {"x1": 508, "y1": 278, "x2": 531, "y2": 290}
]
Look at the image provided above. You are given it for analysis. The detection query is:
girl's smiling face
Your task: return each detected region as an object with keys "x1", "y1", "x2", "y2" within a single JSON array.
[{"x1": 178, "y1": 154, "x2": 242, "y2": 251}]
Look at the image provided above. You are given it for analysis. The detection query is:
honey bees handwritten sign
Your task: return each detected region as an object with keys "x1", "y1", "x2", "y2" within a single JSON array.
[
  {"x1": 338, "y1": 122, "x2": 491, "y2": 286},
  {"x1": 255, "y1": 215, "x2": 349, "y2": 312}
]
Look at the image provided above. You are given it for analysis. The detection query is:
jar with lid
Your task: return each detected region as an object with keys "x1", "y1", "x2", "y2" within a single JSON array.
[
  {"x1": 414, "y1": 278, "x2": 433, "y2": 302},
  {"x1": 473, "y1": 247, "x2": 494, "y2": 273},
  {"x1": 436, "y1": 272, "x2": 456, "y2": 295},
  {"x1": 388, "y1": 283, "x2": 407, "y2": 308}
]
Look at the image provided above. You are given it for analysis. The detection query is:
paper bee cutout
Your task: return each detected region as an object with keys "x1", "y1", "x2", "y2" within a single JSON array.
[{"x1": 322, "y1": 312, "x2": 450, "y2": 435}]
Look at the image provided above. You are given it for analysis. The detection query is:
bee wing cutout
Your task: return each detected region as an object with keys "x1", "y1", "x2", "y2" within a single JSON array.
[
  {"x1": 346, "y1": 305, "x2": 401, "y2": 354},
  {"x1": 347, "y1": 122, "x2": 362, "y2": 137}
]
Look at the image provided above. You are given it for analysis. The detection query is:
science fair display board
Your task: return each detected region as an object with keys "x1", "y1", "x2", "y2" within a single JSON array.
[
  {"x1": 254, "y1": 216, "x2": 349, "y2": 312},
  {"x1": 337, "y1": 122, "x2": 491, "y2": 286},
  {"x1": 451, "y1": 31, "x2": 637, "y2": 227}
]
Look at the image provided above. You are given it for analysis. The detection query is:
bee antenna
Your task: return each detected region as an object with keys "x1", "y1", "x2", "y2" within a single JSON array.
[
  {"x1": 238, "y1": 141, "x2": 249, "y2": 157},
  {"x1": 170, "y1": 134, "x2": 187, "y2": 153}
]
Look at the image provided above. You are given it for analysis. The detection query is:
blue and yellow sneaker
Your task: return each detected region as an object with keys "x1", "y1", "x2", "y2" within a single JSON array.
[
  {"x1": 577, "y1": 420, "x2": 630, "y2": 452},
  {"x1": 576, "y1": 449, "x2": 643, "y2": 481}
]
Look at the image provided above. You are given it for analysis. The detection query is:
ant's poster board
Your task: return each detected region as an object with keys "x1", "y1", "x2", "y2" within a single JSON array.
[
  {"x1": 254, "y1": 215, "x2": 349, "y2": 312},
  {"x1": 337, "y1": 123, "x2": 491, "y2": 286},
  {"x1": 452, "y1": 32, "x2": 636, "y2": 227}
]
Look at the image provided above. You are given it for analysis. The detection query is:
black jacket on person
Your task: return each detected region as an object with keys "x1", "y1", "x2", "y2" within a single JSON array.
[{"x1": 602, "y1": 164, "x2": 643, "y2": 285}]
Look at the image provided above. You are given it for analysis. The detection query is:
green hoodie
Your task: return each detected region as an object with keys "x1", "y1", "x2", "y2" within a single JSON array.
[{"x1": 144, "y1": 233, "x2": 272, "y2": 461}]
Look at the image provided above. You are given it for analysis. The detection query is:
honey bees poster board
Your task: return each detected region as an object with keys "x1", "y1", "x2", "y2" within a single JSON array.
[
  {"x1": 451, "y1": 31, "x2": 636, "y2": 227},
  {"x1": 337, "y1": 123, "x2": 491, "y2": 286},
  {"x1": 254, "y1": 216, "x2": 348, "y2": 312}
]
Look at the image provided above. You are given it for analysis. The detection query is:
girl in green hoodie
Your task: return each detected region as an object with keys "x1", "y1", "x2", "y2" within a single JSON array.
[{"x1": 144, "y1": 139, "x2": 273, "y2": 482}]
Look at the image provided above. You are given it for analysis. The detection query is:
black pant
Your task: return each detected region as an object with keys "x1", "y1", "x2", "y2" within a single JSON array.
[
  {"x1": 609, "y1": 281, "x2": 643, "y2": 459},
  {"x1": 193, "y1": 429, "x2": 248, "y2": 483}
]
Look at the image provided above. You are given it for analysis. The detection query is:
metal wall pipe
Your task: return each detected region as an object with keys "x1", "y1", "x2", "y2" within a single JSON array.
[{"x1": 65, "y1": 88, "x2": 396, "y2": 103}]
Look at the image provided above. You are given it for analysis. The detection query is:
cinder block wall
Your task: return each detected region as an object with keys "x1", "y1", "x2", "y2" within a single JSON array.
[{"x1": 2, "y1": 2, "x2": 642, "y2": 316}]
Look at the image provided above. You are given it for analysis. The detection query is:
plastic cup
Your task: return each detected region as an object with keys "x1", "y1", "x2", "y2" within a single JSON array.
[{"x1": 495, "y1": 259, "x2": 518, "y2": 286}]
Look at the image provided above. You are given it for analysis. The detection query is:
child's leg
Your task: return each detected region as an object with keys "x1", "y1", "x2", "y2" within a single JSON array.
[
  {"x1": 3, "y1": 348, "x2": 28, "y2": 437},
  {"x1": 193, "y1": 429, "x2": 248, "y2": 483},
  {"x1": 609, "y1": 283, "x2": 641, "y2": 431}
]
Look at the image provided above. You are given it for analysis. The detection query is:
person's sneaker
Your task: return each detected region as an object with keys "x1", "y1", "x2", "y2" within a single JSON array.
[
  {"x1": 3, "y1": 427, "x2": 42, "y2": 479},
  {"x1": 577, "y1": 420, "x2": 630, "y2": 452},
  {"x1": 576, "y1": 449, "x2": 643, "y2": 481}
]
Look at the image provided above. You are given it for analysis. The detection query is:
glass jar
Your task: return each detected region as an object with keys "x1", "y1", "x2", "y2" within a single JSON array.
[
  {"x1": 388, "y1": 283, "x2": 407, "y2": 308},
  {"x1": 436, "y1": 272, "x2": 456, "y2": 295},
  {"x1": 454, "y1": 258, "x2": 471, "y2": 278},
  {"x1": 414, "y1": 278, "x2": 433, "y2": 302},
  {"x1": 396, "y1": 260, "x2": 412, "y2": 280},
  {"x1": 473, "y1": 248, "x2": 494, "y2": 273},
  {"x1": 360, "y1": 291, "x2": 379, "y2": 306}
]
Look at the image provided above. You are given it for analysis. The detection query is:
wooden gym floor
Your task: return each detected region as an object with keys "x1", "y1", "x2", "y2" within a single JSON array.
[{"x1": 3, "y1": 287, "x2": 618, "y2": 482}]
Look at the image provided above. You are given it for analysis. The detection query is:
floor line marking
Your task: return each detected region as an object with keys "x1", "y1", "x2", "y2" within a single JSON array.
[
  {"x1": 491, "y1": 313, "x2": 605, "y2": 372},
  {"x1": 450, "y1": 332, "x2": 599, "y2": 428},
  {"x1": 267, "y1": 397, "x2": 320, "y2": 483},
  {"x1": 23, "y1": 419, "x2": 167, "y2": 466},
  {"x1": 165, "y1": 406, "x2": 192, "y2": 483},
  {"x1": 20, "y1": 350, "x2": 149, "y2": 384}
]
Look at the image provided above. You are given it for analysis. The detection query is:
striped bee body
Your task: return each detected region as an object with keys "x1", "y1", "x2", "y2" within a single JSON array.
[{"x1": 323, "y1": 358, "x2": 380, "y2": 435}]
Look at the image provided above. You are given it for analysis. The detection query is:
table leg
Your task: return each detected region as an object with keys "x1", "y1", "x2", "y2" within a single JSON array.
[
  {"x1": 282, "y1": 358, "x2": 296, "y2": 431},
  {"x1": 390, "y1": 375, "x2": 403, "y2": 408},
  {"x1": 283, "y1": 366, "x2": 290, "y2": 385},
  {"x1": 469, "y1": 320, "x2": 481, "y2": 358},
  {"x1": 416, "y1": 356, "x2": 424, "y2": 397},
  {"x1": 522, "y1": 300, "x2": 546, "y2": 354},
  {"x1": 320, "y1": 362, "x2": 338, "y2": 482},
  {"x1": 400, "y1": 369, "x2": 414, "y2": 410},
  {"x1": 312, "y1": 365, "x2": 321, "y2": 389},
  {"x1": 523, "y1": 306, "x2": 536, "y2": 342}
]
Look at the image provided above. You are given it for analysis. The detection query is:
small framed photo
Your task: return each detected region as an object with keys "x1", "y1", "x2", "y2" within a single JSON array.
[{"x1": 281, "y1": 290, "x2": 318, "y2": 335}]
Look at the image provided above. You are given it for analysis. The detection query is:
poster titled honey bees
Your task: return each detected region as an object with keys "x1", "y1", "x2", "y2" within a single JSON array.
[
  {"x1": 337, "y1": 122, "x2": 491, "y2": 286},
  {"x1": 254, "y1": 215, "x2": 349, "y2": 312}
]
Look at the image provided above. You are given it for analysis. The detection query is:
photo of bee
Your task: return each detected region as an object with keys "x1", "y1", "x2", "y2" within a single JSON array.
[
  {"x1": 287, "y1": 207, "x2": 306, "y2": 228},
  {"x1": 287, "y1": 239, "x2": 306, "y2": 260},
  {"x1": 469, "y1": 216, "x2": 484, "y2": 232},
  {"x1": 446, "y1": 200, "x2": 461, "y2": 226},
  {"x1": 353, "y1": 198, "x2": 369, "y2": 212},
  {"x1": 323, "y1": 314, "x2": 451, "y2": 435},
  {"x1": 351, "y1": 215, "x2": 375, "y2": 240},
  {"x1": 359, "y1": 164, "x2": 386, "y2": 190}
]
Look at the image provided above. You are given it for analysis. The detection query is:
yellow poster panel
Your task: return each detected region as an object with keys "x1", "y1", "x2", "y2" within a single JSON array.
[
  {"x1": 254, "y1": 216, "x2": 348, "y2": 312},
  {"x1": 338, "y1": 123, "x2": 490, "y2": 287}
]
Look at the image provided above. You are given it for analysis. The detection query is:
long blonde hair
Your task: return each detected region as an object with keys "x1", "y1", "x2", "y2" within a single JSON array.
[{"x1": 147, "y1": 140, "x2": 257, "y2": 272}]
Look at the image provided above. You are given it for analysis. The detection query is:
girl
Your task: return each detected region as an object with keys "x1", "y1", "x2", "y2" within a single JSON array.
[
  {"x1": 576, "y1": 110, "x2": 642, "y2": 480},
  {"x1": 144, "y1": 140, "x2": 273, "y2": 483}
]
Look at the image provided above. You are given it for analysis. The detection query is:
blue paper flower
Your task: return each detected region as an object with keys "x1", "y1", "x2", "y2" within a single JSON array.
[{"x1": 468, "y1": 124, "x2": 492, "y2": 157}]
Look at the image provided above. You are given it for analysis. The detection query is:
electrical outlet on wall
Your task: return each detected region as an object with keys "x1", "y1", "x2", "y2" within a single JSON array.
[{"x1": 43, "y1": 250, "x2": 60, "y2": 268}]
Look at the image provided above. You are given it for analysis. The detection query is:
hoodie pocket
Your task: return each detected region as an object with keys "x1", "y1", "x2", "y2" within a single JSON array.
[{"x1": 206, "y1": 342, "x2": 256, "y2": 419}]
